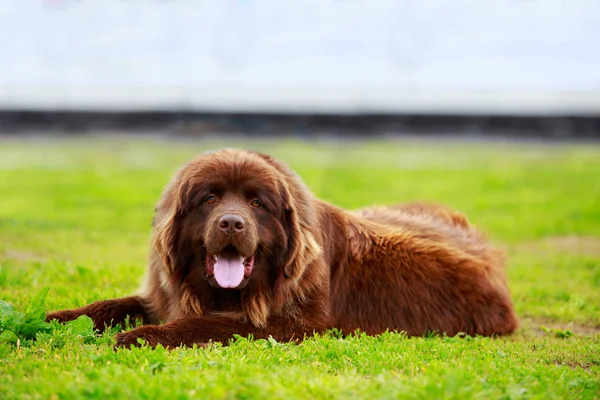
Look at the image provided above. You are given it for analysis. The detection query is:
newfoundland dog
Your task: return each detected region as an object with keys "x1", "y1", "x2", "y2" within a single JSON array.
[{"x1": 46, "y1": 148, "x2": 518, "y2": 348}]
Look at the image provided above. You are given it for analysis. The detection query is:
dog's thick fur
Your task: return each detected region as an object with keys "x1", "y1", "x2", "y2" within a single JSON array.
[{"x1": 46, "y1": 149, "x2": 518, "y2": 348}]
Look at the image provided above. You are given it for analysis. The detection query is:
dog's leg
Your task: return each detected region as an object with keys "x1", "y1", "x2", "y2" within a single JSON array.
[
  {"x1": 46, "y1": 296, "x2": 152, "y2": 332},
  {"x1": 114, "y1": 315, "x2": 324, "y2": 349}
]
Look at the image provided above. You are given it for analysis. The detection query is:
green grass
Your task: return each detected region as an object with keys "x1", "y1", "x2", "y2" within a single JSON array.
[{"x1": 0, "y1": 136, "x2": 599, "y2": 399}]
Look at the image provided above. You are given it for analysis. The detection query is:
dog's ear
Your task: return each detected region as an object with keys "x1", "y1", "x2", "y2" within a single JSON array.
[
  {"x1": 281, "y1": 185, "x2": 322, "y2": 281},
  {"x1": 152, "y1": 175, "x2": 189, "y2": 276},
  {"x1": 251, "y1": 151, "x2": 323, "y2": 281}
]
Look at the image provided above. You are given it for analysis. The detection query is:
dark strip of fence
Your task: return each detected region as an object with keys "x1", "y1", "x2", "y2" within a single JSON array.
[{"x1": 1, "y1": 111, "x2": 599, "y2": 140}]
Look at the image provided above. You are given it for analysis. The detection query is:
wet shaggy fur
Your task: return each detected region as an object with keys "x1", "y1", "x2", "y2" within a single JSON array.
[{"x1": 46, "y1": 149, "x2": 519, "y2": 348}]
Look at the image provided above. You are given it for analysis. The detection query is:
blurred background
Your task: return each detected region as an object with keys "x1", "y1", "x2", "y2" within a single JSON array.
[{"x1": 1, "y1": 0, "x2": 599, "y2": 138}]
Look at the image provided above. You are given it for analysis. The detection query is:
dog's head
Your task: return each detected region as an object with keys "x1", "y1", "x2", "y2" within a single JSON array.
[{"x1": 152, "y1": 149, "x2": 322, "y2": 296}]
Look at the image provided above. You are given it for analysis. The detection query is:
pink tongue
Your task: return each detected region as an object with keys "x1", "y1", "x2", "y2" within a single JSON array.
[{"x1": 213, "y1": 255, "x2": 245, "y2": 288}]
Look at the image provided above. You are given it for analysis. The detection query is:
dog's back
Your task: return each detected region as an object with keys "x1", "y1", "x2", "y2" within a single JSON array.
[{"x1": 339, "y1": 201, "x2": 518, "y2": 337}]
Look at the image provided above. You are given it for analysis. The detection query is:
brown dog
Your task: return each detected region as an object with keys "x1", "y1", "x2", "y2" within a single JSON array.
[{"x1": 46, "y1": 148, "x2": 518, "y2": 348}]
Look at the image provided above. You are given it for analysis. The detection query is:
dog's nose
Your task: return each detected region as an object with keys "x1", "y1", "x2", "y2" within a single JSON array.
[{"x1": 218, "y1": 214, "x2": 246, "y2": 234}]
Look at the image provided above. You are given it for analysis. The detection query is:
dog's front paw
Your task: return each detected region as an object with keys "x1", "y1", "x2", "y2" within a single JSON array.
[
  {"x1": 115, "y1": 326, "x2": 164, "y2": 349},
  {"x1": 46, "y1": 310, "x2": 77, "y2": 324}
]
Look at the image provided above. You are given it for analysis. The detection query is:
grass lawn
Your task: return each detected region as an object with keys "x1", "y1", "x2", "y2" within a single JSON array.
[{"x1": 0, "y1": 136, "x2": 599, "y2": 399}]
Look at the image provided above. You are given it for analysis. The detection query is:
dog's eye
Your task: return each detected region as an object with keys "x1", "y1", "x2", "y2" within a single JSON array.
[
  {"x1": 251, "y1": 199, "x2": 262, "y2": 208},
  {"x1": 206, "y1": 195, "x2": 216, "y2": 204}
]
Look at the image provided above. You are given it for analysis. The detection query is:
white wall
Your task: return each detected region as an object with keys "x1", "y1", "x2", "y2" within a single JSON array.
[{"x1": 1, "y1": 0, "x2": 599, "y2": 114}]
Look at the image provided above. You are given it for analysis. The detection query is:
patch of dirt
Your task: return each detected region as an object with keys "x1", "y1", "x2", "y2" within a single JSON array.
[
  {"x1": 2, "y1": 250, "x2": 47, "y2": 262},
  {"x1": 519, "y1": 316, "x2": 600, "y2": 337},
  {"x1": 551, "y1": 359, "x2": 596, "y2": 371},
  {"x1": 513, "y1": 235, "x2": 600, "y2": 257}
]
